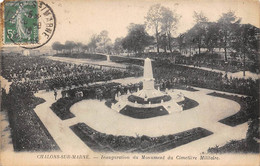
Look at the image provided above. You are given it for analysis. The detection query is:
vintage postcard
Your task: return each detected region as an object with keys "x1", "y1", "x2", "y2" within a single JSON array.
[{"x1": 0, "y1": 0, "x2": 259, "y2": 165}]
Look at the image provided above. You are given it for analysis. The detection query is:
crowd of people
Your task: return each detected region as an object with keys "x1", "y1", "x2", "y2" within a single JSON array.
[
  {"x1": 2, "y1": 54, "x2": 141, "y2": 93},
  {"x1": 173, "y1": 55, "x2": 258, "y2": 74},
  {"x1": 51, "y1": 82, "x2": 124, "y2": 120},
  {"x1": 138, "y1": 52, "x2": 259, "y2": 73},
  {"x1": 2, "y1": 52, "x2": 258, "y2": 153},
  {"x1": 2, "y1": 53, "x2": 259, "y2": 97},
  {"x1": 153, "y1": 59, "x2": 259, "y2": 97},
  {"x1": 1, "y1": 87, "x2": 60, "y2": 151}
]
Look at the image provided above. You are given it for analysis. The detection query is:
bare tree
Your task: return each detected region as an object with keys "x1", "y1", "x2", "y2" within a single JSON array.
[
  {"x1": 145, "y1": 4, "x2": 163, "y2": 53},
  {"x1": 217, "y1": 11, "x2": 241, "y2": 61},
  {"x1": 193, "y1": 11, "x2": 208, "y2": 23},
  {"x1": 191, "y1": 11, "x2": 209, "y2": 54},
  {"x1": 161, "y1": 6, "x2": 180, "y2": 53},
  {"x1": 97, "y1": 30, "x2": 112, "y2": 53},
  {"x1": 88, "y1": 34, "x2": 100, "y2": 53}
]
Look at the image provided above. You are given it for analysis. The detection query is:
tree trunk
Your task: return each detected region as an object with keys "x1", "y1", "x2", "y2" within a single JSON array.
[
  {"x1": 156, "y1": 27, "x2": 160, "y2": 53},
  {"x1": 224, "y1": 47, "x2": 227, "y2": 61},
  {"x1": 198, "y1": 36, "x2": 201, "y2": 54},
  {"x1": 190, "y1": 45, "x2": 192, "y2": 57},
  {"x1": 243, "y1": 52, "x2": 246, "y2": 77},
  {"x1": 167, "y1": 33, "x2": 172, "y2": 53},
  {"x1": 224, "y1": 31, "x2": 227, "y2": 61}
]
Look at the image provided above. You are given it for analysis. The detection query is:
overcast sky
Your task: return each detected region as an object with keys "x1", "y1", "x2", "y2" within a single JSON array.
[{"x1": 42, "y1": 0, "x2": 260, "y2": 46}]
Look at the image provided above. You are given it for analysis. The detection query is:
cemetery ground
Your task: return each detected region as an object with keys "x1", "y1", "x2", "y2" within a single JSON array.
[{"x1": 31, "y1": 77, "x2": 248, "y2": 154}]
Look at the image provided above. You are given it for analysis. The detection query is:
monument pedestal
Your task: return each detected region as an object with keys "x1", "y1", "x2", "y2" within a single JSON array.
[{"x1": 112, "y1": 57, "x2": 183, "y2": 118}]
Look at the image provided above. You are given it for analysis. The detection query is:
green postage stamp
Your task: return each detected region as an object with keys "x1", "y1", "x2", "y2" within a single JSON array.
[{"x1": 4, "y1": 0, "x2": 39, "y2": 44}]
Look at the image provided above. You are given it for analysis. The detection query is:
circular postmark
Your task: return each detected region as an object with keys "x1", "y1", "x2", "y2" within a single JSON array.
[{"x1": 4, "y1": 1, "x2": 56, "y2": 49}]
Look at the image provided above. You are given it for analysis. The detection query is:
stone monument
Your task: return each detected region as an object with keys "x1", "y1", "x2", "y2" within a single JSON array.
[
  {"x1": 134, "y1": 58, "x2": 165, "y2": 98},
  {"x1": 111, "y1": 57, "x2": 183, "y2": 118}
]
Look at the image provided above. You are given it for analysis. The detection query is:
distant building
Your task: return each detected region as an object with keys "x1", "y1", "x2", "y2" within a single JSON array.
[
  {"x1": 1, "y1": 45, "x2": 53, "y2": 56},
  {"x1": 23, "y1": 50, "x2": 30, "y2": 56}
]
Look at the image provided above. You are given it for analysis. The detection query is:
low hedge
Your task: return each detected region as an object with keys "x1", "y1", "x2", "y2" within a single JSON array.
[
  {"x1": 2, "y1": 91, "x2": 60, "y2": 151},
  {"x1": 177, "y1": 97, "x2": 199, "y2": 110},
  {"x1": 71, "y1": 123, "x2": 213, "y2": 153},
  {"x1": 120, "y1": 105, "x2": 169, "y2": 119},
  {"x1": 208, "y1": 92, "x2": 258, "y2": 126},
  {"x1": 128, "y1": 95, "x2": 172, "y2": 104},
  {"x1": 50, "y1": 97, "x2": 82, "y2": 120},
  {"x1": 54, "y1": 53, "x2": 107, "y2": 60}
]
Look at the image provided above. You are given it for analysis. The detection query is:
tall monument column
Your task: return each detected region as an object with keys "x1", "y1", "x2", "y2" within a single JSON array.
[
  {"x1": 143, "y1": 58, "x2": 155, "y2": 90},
  {"x1": 113, "y1": 56, "x2": 182, "y2": 115},
  {"x1": 134, "y1": 57, "x2": 164, "y2": 98}
]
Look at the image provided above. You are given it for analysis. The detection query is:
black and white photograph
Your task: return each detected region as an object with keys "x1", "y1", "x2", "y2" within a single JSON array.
[{"x1": 0, "y1": 0, "x2": 259, "y2": 165}]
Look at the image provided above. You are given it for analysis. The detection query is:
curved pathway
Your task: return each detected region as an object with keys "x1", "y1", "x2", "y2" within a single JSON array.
[
  {"x1": 34, "y1": 85, "x2": 248, "y2": 154},
  {"x1": 70, "y1": 89, "x2": 242, "y2": 137}
]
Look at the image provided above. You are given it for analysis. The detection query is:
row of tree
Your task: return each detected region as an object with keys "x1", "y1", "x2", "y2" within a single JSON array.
[
  {"x1": 120, "y1": 6, "x2": 259, "y2": 61},
  {"x1": 52, "y1": 3, "x2": 259, "y2": 62},
  {"x1": 145, "y1": 4, "x2": 180, "y2": 53},
  {"x1": 112, "y1": 4, "x2": 180, "y2": 54},
  {"x1": 177, "y1": 11, "x2": 259, "y2": 61},
  {"x1": 52, "y1": 30, "x2": 113, "y2": 54},
  {"x1": 52, "y1": 4, "x2": 180, "y2": 55}
]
